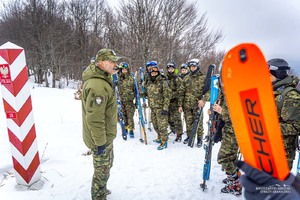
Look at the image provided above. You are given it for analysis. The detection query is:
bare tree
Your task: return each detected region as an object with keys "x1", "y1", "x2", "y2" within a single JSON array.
[
  {"x1": 117, "y1": 0, "x2": 223, "y2": 71},
  {"x1": 0, "y1": 0, "x2": 225, "y2": 85}
]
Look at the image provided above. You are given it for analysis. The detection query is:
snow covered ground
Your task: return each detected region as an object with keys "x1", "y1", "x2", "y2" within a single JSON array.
[{"x1": 0, "y1": 85, "x2": 298, "y2": 200}]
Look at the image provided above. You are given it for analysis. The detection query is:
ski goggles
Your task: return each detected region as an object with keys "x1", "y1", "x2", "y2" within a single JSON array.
[
  {"x1": 166, "y1": 63, "x2": 175, "y2": 68},
  {"x1": 150, "y1": 66, "x2": 159, "y2": 72},
  {"x1": 181, "y1": 64, "x2": 188, "y2": 69},
  {"x1": 268, "y1": 65, "x2": 290, "y2": 71},
  {"x1": 118, "y1": 63, "x2": 129, "y2": 69},
  {"x1": 122, "y1": 63, "x2": 129, "y2": 68},
  {"x1": 188, "y1": 62, "x2": 198, "y2": 67}
]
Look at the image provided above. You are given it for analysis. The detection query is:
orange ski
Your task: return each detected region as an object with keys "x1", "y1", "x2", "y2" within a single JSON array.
[{"x1": 221, "y1": 43, "x2": 289, "y2": 180}]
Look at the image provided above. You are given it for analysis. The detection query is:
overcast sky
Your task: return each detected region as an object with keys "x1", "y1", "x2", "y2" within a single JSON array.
[
  {"x1": 194, "y1": 0, "x2": 300, "y2": 74},
  {"x1": 110, "y1": 0, "x2": 300, "y2": 74}
]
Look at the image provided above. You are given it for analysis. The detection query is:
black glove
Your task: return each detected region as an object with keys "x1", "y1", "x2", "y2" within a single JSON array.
[
  {"x1": 161, "y1": 110, "x2": 168, "y2": 115},
  {"x1": 95, "y1": 145, "x2": 106, "y2": 155},
  {"x1": 236, "y1": 160, "x2": 300, "y2": 200}
]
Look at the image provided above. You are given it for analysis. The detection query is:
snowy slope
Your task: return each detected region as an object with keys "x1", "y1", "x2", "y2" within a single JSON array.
[{"x1": 0, "y1": 86, "x2": 298, "y2": 200}]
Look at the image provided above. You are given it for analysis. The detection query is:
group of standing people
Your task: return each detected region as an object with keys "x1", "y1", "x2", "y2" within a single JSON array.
[
  {"x1": 80, "y1": 48, "x2": 300, "y2": 199},
  {"x1": 115, "y1": 58, "x2": 208, "y2": 151}
]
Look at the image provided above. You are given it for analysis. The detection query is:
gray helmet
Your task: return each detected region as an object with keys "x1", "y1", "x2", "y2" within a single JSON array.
[
  {"x1": 180, "y1": 63, "x2": 188, "y2": 69},
  {"x1": 166, "y1": 61, "x2": 176, "y2": 68},
  {"x1": 187, "y1": 58, "x2": 200, "y2": 67}
]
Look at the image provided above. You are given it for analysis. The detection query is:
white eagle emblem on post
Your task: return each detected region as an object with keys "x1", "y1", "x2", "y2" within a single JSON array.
[{"x1": 0, "y1": 66, "x2": 9, "y2": 78}]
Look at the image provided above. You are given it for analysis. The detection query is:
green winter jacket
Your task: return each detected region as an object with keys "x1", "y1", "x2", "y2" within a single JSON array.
[{"x1": 81, "y1": 63, "x2": 117, "y2": 150}]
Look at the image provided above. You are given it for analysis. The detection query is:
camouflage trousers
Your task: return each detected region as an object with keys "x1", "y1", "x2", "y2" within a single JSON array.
[
  {"x1": 122, "y1": 100, "x2": 135, "y2": 130},
  {"x1": 91, "y1": 143, "x2": 114, "y2": 200},
  {"x1": 217, "y1": 123, "x2": 239, "y2": 175},
  {"x1": 184, "y1": 107, "x2": 204, "y2": 139},
  {"x1": 151, "y1": 107, "x2": 169, "y2": 142},
  {"x1": 282, "y1": 135, "x2": 298, "y2": 170},
  {"x1": 168, "y1": 101, "x2": 183, "y2": 135}
]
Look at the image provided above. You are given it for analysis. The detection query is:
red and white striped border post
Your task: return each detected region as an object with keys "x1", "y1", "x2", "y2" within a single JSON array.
[{"x1": 0, "y1": 42, "x2": 41, "y2": 186}]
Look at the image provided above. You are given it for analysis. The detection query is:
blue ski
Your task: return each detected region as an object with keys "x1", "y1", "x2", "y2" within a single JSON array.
[
  {"x1": 200, "y1": 68, "x2": 220, "y2": 191},
  {"x1": 112, "y1": 74, "x2": 127, "y2": 140},
  {"x1": 132, "y1": 72, "x2": 147, "y2": 144}
]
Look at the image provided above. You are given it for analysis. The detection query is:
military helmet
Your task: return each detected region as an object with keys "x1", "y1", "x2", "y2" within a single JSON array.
[{"x1": 268, "y1": 58, "x2": 290, "y2": 80}]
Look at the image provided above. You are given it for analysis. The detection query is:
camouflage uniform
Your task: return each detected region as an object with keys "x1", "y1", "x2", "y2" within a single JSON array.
[
  {"x1": 166, "y1": 73, "x2": 183, "y2": 137},
  {"x1": 179, "y1": 71, "x2": 190, "y2": 79},
  {"x1": 118, "y1": 71, "x2": 135, "y2": 131},
  {"x1": 217, "y1": 93, "x2": 239, "y2": 175},
  {"x1": 273, "y1": 75, "x2": 300, "y2": 170},
  {"x1": 147, "y1": 75, "x2": 172, "y2": 142},
  {"x1": 216, "y1": 92, "x2": 242, "y2": 195},
  {"x1": 92, "y1": 142, "x2": 114, "y2": 199},
  {"x1": 82, "y1": 49, "x2": 120, "y2": 200},
  {"x1": 178, "y1": 68, "x2": 206, "y2": 140}
]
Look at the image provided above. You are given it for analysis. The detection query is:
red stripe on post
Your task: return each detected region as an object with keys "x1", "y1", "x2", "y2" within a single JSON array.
[
  {"x1": 12, "y1": 152, "x2": 40, "y2": 184},
  {"x1": 3, "y1": 96, "x2": 32, "y2": 126},
  {"x1": 11, "y1": 66, "x2": 29, "y2": 96},
  {"x1": 0, "y1": 49, "x2": 23, "y2": 65},
  {"x1": 8, "y1": 125, "x2": 37, "y2": 156}
]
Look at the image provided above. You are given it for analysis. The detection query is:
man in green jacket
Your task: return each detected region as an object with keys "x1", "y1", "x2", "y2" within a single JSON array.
[{"x1": 82, "y1": 48, "x2": 121, "y2": 200}]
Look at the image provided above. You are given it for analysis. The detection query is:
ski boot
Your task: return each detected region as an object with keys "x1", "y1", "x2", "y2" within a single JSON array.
[
  {"x1": 168, "y1": 130, "x2": 176, "y2": 135},
  {"x1": 157, "y1": 141, "x2": 168, "y2": 150},
  {"x1": 153, "y1": 138, "x2": 162, "y2": 143},
  {"x1": 129, "y1": 129, "x2": 134, "y2": 138},
  {"x1": 196, "y1": 137, "x2": 203, "y2": 148},
  {"x1": 222, "y1": 169, "x2": 241, "y2": 184},
  {"x1": 221, "y1": 172, "x2": 242, "y2": 196},
  {"x1": 174, "y1": 135, "x2": 182, "y2": 142},
  {"x1": 183, "y1": 137, "x2": 189, "y2": 144}
]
